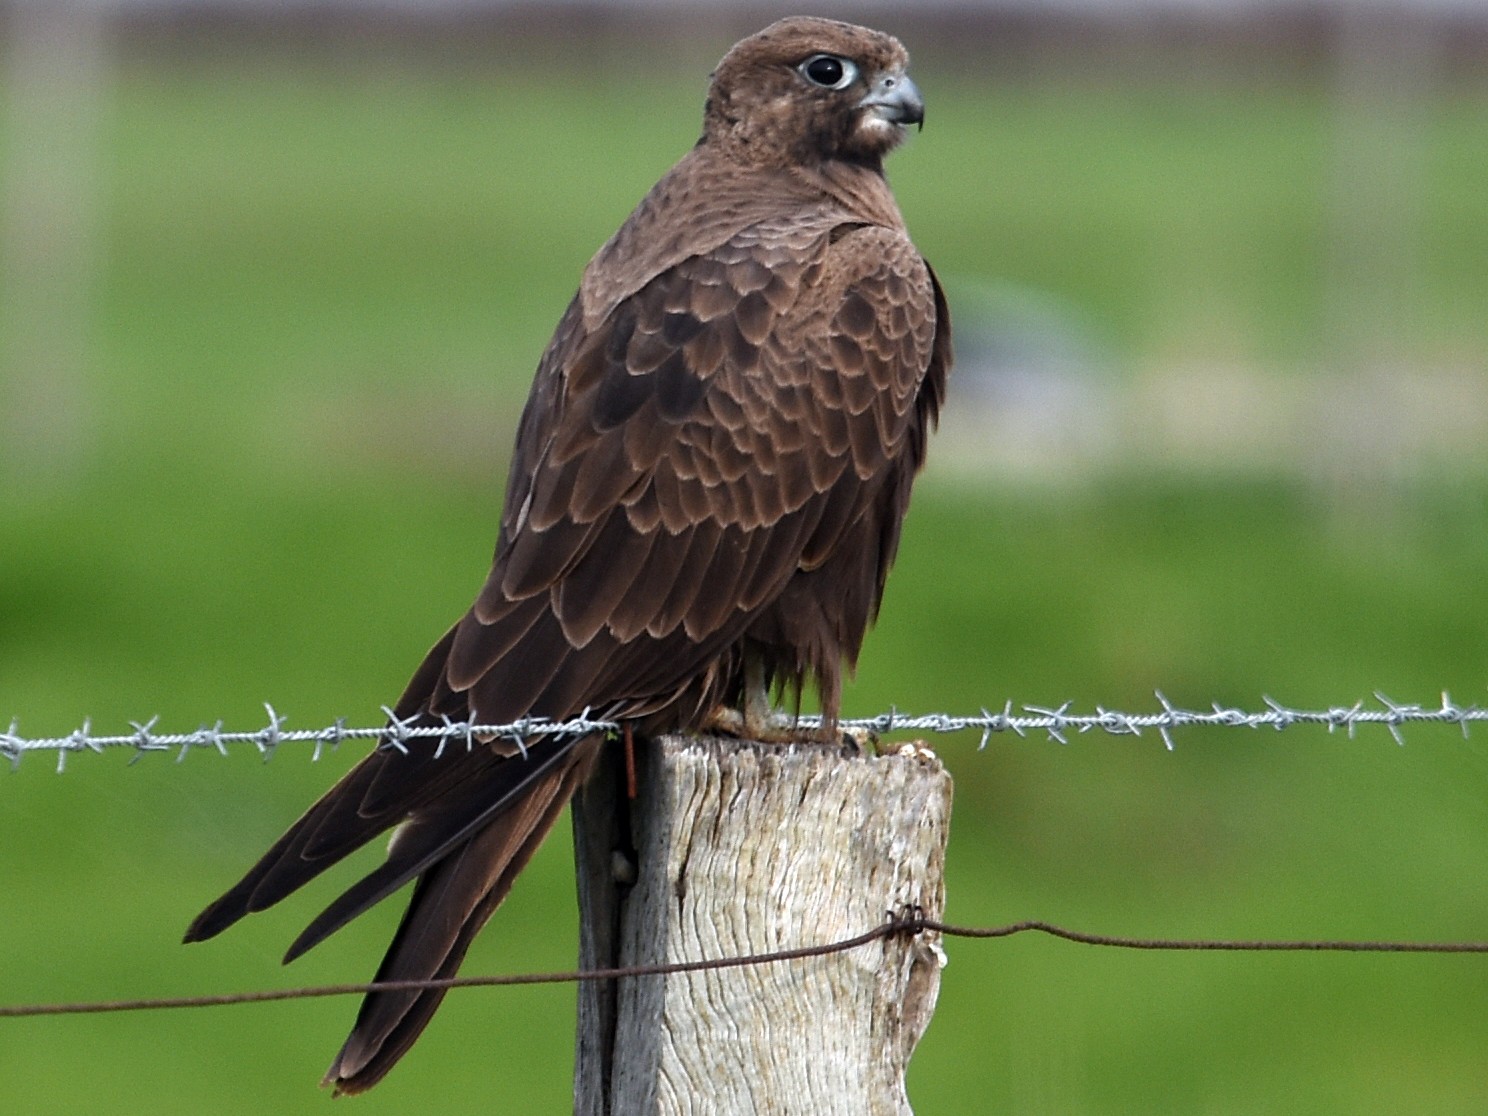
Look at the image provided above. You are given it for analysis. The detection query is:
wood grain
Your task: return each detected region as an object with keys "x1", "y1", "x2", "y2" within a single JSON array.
[{"x1": 574, "y1": 735, "x2": 952, "y2": 1115}]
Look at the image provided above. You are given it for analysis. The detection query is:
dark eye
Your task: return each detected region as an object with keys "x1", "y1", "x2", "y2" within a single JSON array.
[{"x1": 798, "y1": 54, "x2": 858, "y2": 91}]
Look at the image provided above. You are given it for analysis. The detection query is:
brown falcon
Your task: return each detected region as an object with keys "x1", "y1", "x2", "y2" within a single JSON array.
[{"x1": 185, "y1": 16, "x2": 951, "y2": 1093}]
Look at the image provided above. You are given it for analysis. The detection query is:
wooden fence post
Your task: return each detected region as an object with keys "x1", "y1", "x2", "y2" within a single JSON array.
[{"x1": 573, "y1": 734, "x2": 953, "y2": 1115}]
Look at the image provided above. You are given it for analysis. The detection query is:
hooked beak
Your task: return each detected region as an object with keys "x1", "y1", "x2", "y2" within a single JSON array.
[{"x1": 859, "y1": 71, "x2": 924, "y2": 130}]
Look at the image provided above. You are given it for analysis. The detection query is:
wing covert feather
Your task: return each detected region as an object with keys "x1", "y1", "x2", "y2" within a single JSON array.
[{"x1": 442, "y1": 218, "x2": 942, "y2": 724}]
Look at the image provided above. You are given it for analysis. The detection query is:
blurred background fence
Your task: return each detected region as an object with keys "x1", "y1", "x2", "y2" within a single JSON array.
[{"x1": 3, "y1": 2, "x2": 1486, "y2": 1113}]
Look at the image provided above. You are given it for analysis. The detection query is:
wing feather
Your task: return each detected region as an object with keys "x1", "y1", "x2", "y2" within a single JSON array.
[
  {"x1": 555, "y1": 513, "x2": 661, "y2": 647},
  {"x1": 449, "y1": 593, "x2": 547, "y2": 687}
]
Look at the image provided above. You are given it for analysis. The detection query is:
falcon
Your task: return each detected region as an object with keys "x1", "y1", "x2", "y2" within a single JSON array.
[{"x1": 185, "y1": 16, "x2": 951, "y2": 1093}]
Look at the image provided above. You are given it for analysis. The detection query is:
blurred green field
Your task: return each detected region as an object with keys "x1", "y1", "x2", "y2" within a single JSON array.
[{"x1": 3, "y1": 50, "x2": 1488, "y2": 1114}]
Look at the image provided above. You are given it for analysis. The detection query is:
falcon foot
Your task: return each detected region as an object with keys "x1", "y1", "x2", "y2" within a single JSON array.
[
  {"x1": 701, "y1": 704, "x2": 827, "y2": 744},
  {"x1": 701, "y1": 706, "x2": 876, "y2": 754}
]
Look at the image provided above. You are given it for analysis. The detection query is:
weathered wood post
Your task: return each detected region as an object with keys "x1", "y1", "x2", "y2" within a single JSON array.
[{"x1": 573, "y1": 734, "x2": 953, "y2": 1115}]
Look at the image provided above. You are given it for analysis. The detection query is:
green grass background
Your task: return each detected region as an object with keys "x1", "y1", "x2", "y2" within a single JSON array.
[{"x1": 3, "y1": 43, "x2": 1488, "y2": 1114}]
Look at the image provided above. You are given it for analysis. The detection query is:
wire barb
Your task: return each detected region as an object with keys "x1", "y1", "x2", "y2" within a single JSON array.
[{"x1": 2, "y1": 693, "x2": 1484, "y2": 770}]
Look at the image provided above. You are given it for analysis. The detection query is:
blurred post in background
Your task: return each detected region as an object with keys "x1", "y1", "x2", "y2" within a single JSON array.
[
  {"x1": 1, "y1": 0, "x2": 110, "y2": 491},
  {"x1": 1316, "y1": 5, "x2": 1439, "y2": 508}
]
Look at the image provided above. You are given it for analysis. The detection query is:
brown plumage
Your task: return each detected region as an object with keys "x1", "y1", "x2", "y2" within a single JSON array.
[{"x1": 184, "y1": 16, "x2": 951, "y2": 1093}]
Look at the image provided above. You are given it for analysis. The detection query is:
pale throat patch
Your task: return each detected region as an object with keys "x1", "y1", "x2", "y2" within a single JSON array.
[{"x1": 856, "y1": 113, "x2": 900, "y2": 140}]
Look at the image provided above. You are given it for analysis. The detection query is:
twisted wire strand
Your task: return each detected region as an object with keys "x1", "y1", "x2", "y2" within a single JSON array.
[{"x1": 4, "y1": 692, "x2": 1484, "y2": 772}]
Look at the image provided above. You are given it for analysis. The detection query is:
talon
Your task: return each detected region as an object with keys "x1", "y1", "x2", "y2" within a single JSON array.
[
  {"x1": 701, "y1": 703, "x2": 820, "y2": 744},
  {"x1": 700, "y1": 651, "x2": 829, "y2": 744}
]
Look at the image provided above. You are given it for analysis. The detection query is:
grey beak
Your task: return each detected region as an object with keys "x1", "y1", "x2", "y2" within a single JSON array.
[{"x1": 859, "y1": 72, "x2": 924, "y2": 130}]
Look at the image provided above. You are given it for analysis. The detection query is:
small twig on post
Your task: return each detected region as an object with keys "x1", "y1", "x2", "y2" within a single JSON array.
[{"x1": 573, "y1": 734, "x2": 953, "y2": 1116}]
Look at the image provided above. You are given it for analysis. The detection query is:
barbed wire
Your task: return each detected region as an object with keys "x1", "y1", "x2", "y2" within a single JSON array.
[
  {"x1": 5, "y1": 913, "x2": 1488, "y2": 1020},
  {"x1": 4, "y1": 692, "x2": 1484, "y2": 772}
]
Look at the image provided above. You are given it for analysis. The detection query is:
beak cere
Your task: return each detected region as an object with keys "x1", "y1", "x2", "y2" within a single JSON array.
[{"x1": 859, "y1": 72, "x2": 925, "y2": 130}]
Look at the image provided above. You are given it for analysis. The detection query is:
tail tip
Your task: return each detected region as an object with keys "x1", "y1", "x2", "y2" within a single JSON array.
[{"x1": 182, "y1": 905, "x2": 227, "y2": 944}]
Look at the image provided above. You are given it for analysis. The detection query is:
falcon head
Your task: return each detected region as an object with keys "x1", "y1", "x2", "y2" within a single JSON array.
[{"x1": 704, "y1": 17, "x2": 924, "y2": 169}]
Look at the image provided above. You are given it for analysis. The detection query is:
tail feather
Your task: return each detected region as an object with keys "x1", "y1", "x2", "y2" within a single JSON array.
[
  {"x1": 182, "y1": 759, "x2": 390, "y2": 944},
  {"x1": 283, "y1": 735, "x2": 588, "y2": 964},
  {"x1": 183, "y1": 728, "x2": 489, "y2": 946},
  {"x1": 325, "y1": 736, "x2": 599, "y2": 1094}
]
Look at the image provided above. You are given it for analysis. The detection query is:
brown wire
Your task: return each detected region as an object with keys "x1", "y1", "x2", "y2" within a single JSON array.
[{"x1": 4, "y1": 916, "x2": 1486, "y2": 1019}]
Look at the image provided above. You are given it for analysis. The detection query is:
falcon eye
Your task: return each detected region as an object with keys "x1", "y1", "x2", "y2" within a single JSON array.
[{"x1": 798, "y1": 54, "x2": 858, "y2": 91}]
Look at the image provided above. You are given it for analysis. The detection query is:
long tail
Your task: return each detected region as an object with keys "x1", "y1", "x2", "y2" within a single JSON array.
[
  {"x1": 326, "y1": 736, "x2": 597, "y2": 1094},
  {"x1": 184, "y1": 727, "x2": 600, "y2": 1093}
]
